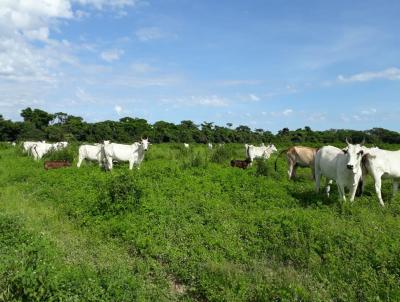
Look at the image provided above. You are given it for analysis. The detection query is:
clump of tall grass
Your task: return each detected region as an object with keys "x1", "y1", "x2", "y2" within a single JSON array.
[
  {"x1": 95, "y1": 172, "x2": 142, "y2": 216},
  {"x1": 43, "y1": 146, "x2": 75, "y2": 163},
  {"x1": 254, "y1": 158, "x2": 270, "y2": 177},
  {"x1": 181, "y1": 151, "x2": 208, "y2": 169},
  {"x1": 210, "y1": 145, "x2": 233, "y2": 164}
]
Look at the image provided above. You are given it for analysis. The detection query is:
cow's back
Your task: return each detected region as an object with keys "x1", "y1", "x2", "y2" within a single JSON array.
[
  {"x1": 365, "y1": 149, "x2": 400, "y2": 179},
  {"x1": 105, "y1": 143, "x2": 137, "y2": 161},
  {"x1": 292, "y1": 146, "x2": 317, "y2": 166}
]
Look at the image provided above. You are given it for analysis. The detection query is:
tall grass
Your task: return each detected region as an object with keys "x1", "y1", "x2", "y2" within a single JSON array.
[{"x1": 1, "y1": 144, "x2": 400, "y2": 301}]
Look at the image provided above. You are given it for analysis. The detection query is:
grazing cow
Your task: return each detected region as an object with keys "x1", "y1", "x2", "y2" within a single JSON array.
[
  {"x1": 314, "y1": 140, "x2": 365, "y2": 202},
  {"x1": 104, "y1": 138, "x2": 150, "y2": 170},
  {"x1": 274, "y1": 146, "x2": 318, "y2": 179},
  {"x1": 360, "y1": 147, "x2": 400, "y2": 206},
  {"x1": 23, "y1": 141, "x2": 45, "y2": 154},
  {"x1": 77, "y1": 143, "x2": 106, "y2": 168},
  {"x1": 31, "y1": 142, "x2": 55, "y2": 160},
  {"x1": 245, "y1": 144, "x2": 278, "y2": 165},
  {"x1": 231, "y1": 159, "x2": 252, "y2": 169},
  {"x1": 31, "y1": 141, "x2": 69, "y2": 160},
  {"x1": 208, "y1": 143, "x2": 213, "y2": 150},
  {"x1": 53, "y1": 141, "x2": 68, "y2": 150},
  {"x1": 184, "y1": 143, "x2": 189, "y2": 148},
  {"x1": 44, "y1": 160, "x2": 71, "y2": 170}
]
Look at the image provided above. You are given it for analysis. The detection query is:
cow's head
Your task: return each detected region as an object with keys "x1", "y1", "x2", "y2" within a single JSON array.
[
  {"x1": 343, "y1": 138, "x2": 365, "y2": 173},
  {"x1": 141, "y1": 137, "x2": 149, "y2": 151},
  {"x1": 269, "y1": 144, "x2": 278, "y2": 153}
]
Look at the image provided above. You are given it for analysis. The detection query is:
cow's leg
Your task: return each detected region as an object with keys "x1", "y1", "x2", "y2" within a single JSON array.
[
  {"x1": 129, "y1": 160, "x2": 134, "y2": 170},
  {"x1": 349, "y1": 182, "x2": 359, "y2": 202},
  {"x1": 393, "y1": 180, "x2": 399, "y2": 198},
  {"x1": 77, "y1": 157, "x2": 83, "y2": 168},
  {"x1": 292, "y1": 164, "x2": 298, "y2": 179},
  {"x1": 315, "y1": 171, "x2": 321, "y2": 193},
  {"x1": 326, "y1": 180, "x2": 333, "y2": 197},
  {"x1": 106, "y1": 157, "x2": 113, "y2": 170},
  {"x1": 373, "y1": 174, "x2": 384, "y2": 206},
  {"x1": 337, "y1": 183, "x2": 346, "y2": 202},
  {"x1": 287, "y1": 160, "x2": 294, "y2": 179}
]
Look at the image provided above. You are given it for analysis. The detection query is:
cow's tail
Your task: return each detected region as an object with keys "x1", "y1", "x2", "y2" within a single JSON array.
[{"x1": 274, "y1": 149, "x2": 288, "y2": 172}]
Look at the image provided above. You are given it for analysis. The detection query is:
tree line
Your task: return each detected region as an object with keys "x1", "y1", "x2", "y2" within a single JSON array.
[{"x1": 1, "y1": 107, "x2": 399, "y2": 145}]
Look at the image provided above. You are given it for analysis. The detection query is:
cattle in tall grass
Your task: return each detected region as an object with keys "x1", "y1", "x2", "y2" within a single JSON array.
[
  {"x1": 104, "y1": 138, "x2": 149, "y2": 170},
  {"x1": 275, "y1": 146, "x2": 318, "y2": 180},
  {"x1": 208, "y1": 143, "x2": 213, "y2": 150},
  {"x1": 77, "y1": 143, "x2": 107, "y2": 168},
  {"x1": 184, "y1": 143, "x2": 189, "y2": 149},
  {"x1": 360, "y1": 147, "x2": 400, "y2": 206},
  {"x1": 23, "y1": 141, "x2": 45, "y2": 155},
  {"x1": 31, "y1": 141, "x2": 69, "y2": 160},
  {"x1": 245, "y1": 144, "x2": 278, "y2": 165},
  {"x1": 314, "y1": 140, "x2": 365, "y2": 202}
]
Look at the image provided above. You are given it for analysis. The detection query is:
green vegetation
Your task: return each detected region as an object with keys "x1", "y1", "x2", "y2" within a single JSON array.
[{"x1": 1, "y1": 143, "x2": 400, "y2": 301}]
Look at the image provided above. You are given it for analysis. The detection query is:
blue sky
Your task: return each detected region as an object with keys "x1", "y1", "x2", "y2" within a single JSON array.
[{"x1": 0, "y1": 0, "x2": 399, "y2": 132}]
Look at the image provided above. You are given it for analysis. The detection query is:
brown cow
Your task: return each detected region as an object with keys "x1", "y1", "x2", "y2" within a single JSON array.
[
  {"x1": 231, "y1": 159, "x2": 252, "y2": 169},
  {"x1": 44, "y1": 160, "x2": 71, "y2": 170},
  {"x1": 274, "y1": 146, "x2": 318, "y2": 179}
]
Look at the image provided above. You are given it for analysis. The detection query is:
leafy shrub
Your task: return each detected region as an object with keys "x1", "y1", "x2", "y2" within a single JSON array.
[
  {"x1": 181, "y1": 151, "x2": 208, "y2": 169},
  {"x1": 95, "y1": 172, "x2": 142, "y2": 216},
  {"x1": 43, "y1": 145, "x2": 75, "y2": 163},
  {"x1": 255, "y1": 158, "x2": 270, "y2": 177},
  {"x1": 210, "y1": 145, "x2": 233, "y2": 164}
]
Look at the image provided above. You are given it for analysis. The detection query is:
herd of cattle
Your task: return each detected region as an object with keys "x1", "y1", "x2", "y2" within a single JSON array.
[{"x1": 10, "y1": 138, "x2": 400, "y2": 206}]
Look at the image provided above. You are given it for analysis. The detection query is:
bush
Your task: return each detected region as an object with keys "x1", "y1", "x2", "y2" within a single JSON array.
[
  {"x1": 95, "y1": 172, "x2": 142, "y2": 216},
  {"x1": 255, "y1": 158, "x2": 270, "y2": 177},
  {"x1": 181, "y1": 151, "x2": 208, "y2": 169},
  {"x1": 210, "y1": 145, "x2": 233, "y2": 164},
  {"x1": 43, "y1": 145, "x2": 75, "y2": 163}
]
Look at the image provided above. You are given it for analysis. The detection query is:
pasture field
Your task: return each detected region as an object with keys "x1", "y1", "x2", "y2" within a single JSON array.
[{"x1": 1, "y1": 142, "x2": 400, "y2": 301}]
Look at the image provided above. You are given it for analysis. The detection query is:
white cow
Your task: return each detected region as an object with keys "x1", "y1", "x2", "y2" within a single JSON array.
[
  {"x1": 208, "y1": 143, "x2": 213, "y2": 150},
  {"x1": 104, "y1": 138, "x2": 149, "y2": 170},
  {"x1": 23, "y1": 141, "x2": 45, "y2": 154},
  {"x1": 315, "y1": 141, "x2": 365, "y2": 202},
  {"x1": 31, "y1": 142, "x2": 55, "y2": 160},
  {"x1": 361, "y1": 147, "x2": 400, "y2": 206},
  {"x1": 184, "y1": 143, "x2": 189, "y2": 149},
  {"x1": 54, "y1": 141, "x2": 68, "y2": 150},
  {"x1": 77, "y1": 144, "x2": 106, "y2": 168},
  {"x1": 245, "y1": 143, "x2": 278, "y2": 165},
  {"x1": 31, "y1": 141, "x2": 68, "y2": 160}
]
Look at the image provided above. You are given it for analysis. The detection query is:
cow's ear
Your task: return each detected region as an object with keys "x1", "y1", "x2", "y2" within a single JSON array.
[
  {"x1": 358, "y1": 150, "x2": 364, "y2": 156},
  {"x1": 342, "y1": 148, "x2": 348, "y2": 154}
]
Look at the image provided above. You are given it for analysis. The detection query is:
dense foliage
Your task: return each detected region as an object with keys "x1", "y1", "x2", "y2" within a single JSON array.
[
  {"x1": 1, "y1": 108, "x2": 400, "y2": 144},
  {"x1": 1, "y1": 143, "x2": 400, "y2": 301}
]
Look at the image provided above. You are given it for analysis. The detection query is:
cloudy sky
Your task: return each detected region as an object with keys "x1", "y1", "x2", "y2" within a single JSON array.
[{"x1": 0, "y1": 0, "x2": 399, "y2": 132}]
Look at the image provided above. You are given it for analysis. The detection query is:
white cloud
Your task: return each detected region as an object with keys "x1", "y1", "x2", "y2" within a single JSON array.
[
  {"x1": 100, "y1": 49, "x2": 124, "y2": 62},
  {"x1": 217, "y1": 79, "x2": 262, "y2": 86},
  {"x1": 73, "y1": 0, "x2": 138, "y2": 10},
  {"x1": 282, "y1": 109, "x2": 293, "y2": 116},
  {"x1": 249, "y1": 94, "x2": 260, "y2": 101},
  {"x1": 308, "y1": 112, "x2": 326, "y2": 122},
  {"x1": 361, "y1": 108, "x2": 377, "y2": 115},
  {"x1": 161, "y1": 95, "x2": 229, "y2": 108},
  {"x1": 338, "y1": 67, "x2": 400, "y2": 83},
  {"x1": 131, "y1": 62, "x2": 156, "y2": 73},
  {"x1": 114, "y1": 105, "x2": 123, "y2": 115},
  {"x1": 135, "y1": 27, "x2": 172, "y2": 42}
]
